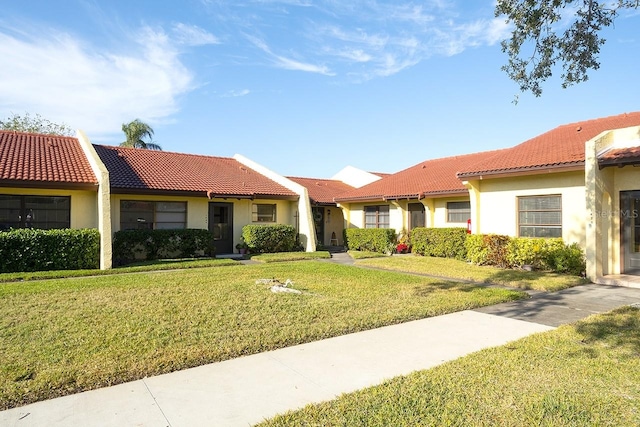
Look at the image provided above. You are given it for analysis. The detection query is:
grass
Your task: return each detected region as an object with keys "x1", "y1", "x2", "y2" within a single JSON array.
[
  {"x1": 250, "y1": 251, "x2": 331, "y2": 263},
  {"x1": 259, "y1": 306, "x2": 640, "y2": 426},
  {"x1": 0, "y1": 258, "x2": 237, "y2": 283},
  {"x1": 348, "y1": 250, "x2": 388, "y2": 259},
  {"x1": 356, "y1": 255, "x2": 589, "y2": 292},
  {"x1": 0, "y1": 261, "x2": 526, "y2": 410}
]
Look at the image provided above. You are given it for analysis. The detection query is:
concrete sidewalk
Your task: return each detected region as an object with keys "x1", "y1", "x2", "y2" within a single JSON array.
[{"x1": 2, "y1": 283, "x2": 639, "y2": 427}]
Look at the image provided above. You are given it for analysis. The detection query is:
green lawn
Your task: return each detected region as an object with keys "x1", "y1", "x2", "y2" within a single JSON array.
[
  {"x1": 0, "y1": 257, "x2": 237, "y2": 283},
  {"x1": 260, "y1": 306, "x2": 640, "y2": 426},
  {"x1": 0, "y1": 261, "x2": 526, "y2": 410},
  {"x1": 356, "y1": 255, "x2": 589, "y2": 291}
]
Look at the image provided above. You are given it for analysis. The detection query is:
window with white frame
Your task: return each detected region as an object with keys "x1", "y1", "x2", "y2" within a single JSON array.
[
  {"x1": 0, "y1": 195, "x2": 70, "y2": 230},
  {"x1": 364, "y1": 205, "x2": 390, "y2": 228},
  {"x1": 120, "y1": 200, "x2": 187, "y2": 230},
  {"x1": 518, "y1": 195, "x2": 562, "y2": 238},
  {"x1": 252, "y1": 203, "x2": 276, "y2": 222},
  {"x1": 447, "y1": 201, "x2": 471, "y2": 223}
]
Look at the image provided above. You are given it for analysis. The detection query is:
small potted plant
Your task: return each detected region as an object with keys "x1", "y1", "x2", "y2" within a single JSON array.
[{"x1": 236, "y1": 240, "x2": 249, "y2": 254}]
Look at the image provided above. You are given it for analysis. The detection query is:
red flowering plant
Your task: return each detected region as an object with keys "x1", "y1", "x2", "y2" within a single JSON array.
[{"x1": 396, "y1": 243, "x2": 409, "y2": 254}]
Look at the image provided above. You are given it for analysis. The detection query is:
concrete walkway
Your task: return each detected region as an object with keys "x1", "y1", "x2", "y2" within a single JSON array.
[{"x1": 2, "y1": 257, "x2": 640, "y2": 427}]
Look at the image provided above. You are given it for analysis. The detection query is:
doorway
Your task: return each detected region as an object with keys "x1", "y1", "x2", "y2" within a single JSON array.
[
  {"x1": 209, "y1": 202, "x2": 234, "y2": 255},
  {"x1": 408, "y1": 203, "x2": 426, "y2": 229},
  {"x1": 620, "y1": 191, "x2": 640, "y2": 274},
  {"x1": 312, "y1": 207, "x2": 324, "y2": 245}
]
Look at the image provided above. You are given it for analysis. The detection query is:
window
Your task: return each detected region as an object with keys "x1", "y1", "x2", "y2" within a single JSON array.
[
  {"x1": 120, "y1": 200, "x2": 187, "y2": 230},
  {"x1": 364, "y1": 205, "x2": 390, "y2": 228},
  {"x1": 0, "y1": 195, "x2": 70, "y2": 230},
  {"x1": 518, "y1": 195, "x2": 562, "y2": 238},
  {"x1": 252, "y1": 204, "x2": 276, "y2": 222},
  {"x1": 447, "y1": 201, "x2": 471, "y2": 223}
]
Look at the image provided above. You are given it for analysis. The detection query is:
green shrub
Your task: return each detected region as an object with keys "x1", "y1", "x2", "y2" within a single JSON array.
[
  {"x1": 113, "y1": 229, "x2": 214, "y2": 265},
  {"x1": 465, "y1": 234, "x2": 488, "y2": 265},
  {"x1": 0, "y1": 228, "x2": 100, "y2": 273},
  {"x1": 410, "y1": 227, "x2": 468, "y2": 260},
  {"x1": 465, "y1": 234, "x2": 511, "y2": 268},
  {"x1": 242, "y1": 224, "x2": 297, "y2": 253},
  {"x1": 344, "y1": 228, "x2": 396, "y2": 253},
  {"x1": 506, "y1": 237, "x2": 546, "y2": 269},
  {"x1": 469, "y1": 234, "x2": 586, "y2": 276},
  {"x1": 543, "y1": 241, "x2": 586, "y2": 275}
]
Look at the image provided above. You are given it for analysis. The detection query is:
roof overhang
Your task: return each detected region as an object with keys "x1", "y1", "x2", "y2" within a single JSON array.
[
  {"x1": 0, "y1": 180, "x2": 99, "y2": 192},
  {"x1": 598, "y1": 157, "x2": 640, "y2": 169},
  {"x1": 456, "y1": 163, "x2": 584, "y2": 181},
  {"x1": 110, "y1": 187, "x2": 298, "y2": 201}
]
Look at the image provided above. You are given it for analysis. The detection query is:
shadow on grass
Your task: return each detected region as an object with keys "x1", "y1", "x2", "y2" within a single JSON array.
[
  {"x1": 573, "y1": 306, "x2": 640, "y2": 353},
  {"x1": 413, "y1": 282, "x2": 474, "y2": 296}
]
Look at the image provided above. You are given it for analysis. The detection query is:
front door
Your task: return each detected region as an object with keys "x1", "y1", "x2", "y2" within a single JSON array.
[
  {"x1": 621, "y1": 191, "x2": 640, "y2": 274},
  {"x1": 408, "y1": 203, "x2": 426, "y2": 229},
  {"x1": 209, "y1": 202, "x2": 233, "y2": 255},
  {"x1": 312, "y1": 207, "x2": 324, "y2": 245}
]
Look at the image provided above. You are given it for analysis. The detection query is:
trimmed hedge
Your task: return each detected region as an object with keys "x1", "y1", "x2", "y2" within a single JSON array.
[
  {"x1": 0, "y1": 228, "x2": 100, "y2": 273},
  {"x1": 113, "y1": 229, "x2": 214, "y2": 265},
  {"x1": 344, "y1": 228, "x2": 396, "y2": 253},
  {"x1": 410, "y1": 227, "x2": 468, "y2": 260},
  {"x1": 466, "y1": 234, "x2": 586, "y2": 275},
  {"x1": 242, "y1": 224, "x2": 298, "y2": 253}
]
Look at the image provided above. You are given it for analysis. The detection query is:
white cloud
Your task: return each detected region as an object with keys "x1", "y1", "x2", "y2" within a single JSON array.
[
  {"x1": 247, "y1": 34, "x2": 335, "y2": 75},
  {"x1": 223, "y1": 89, "x2": 251, "y2": 97},
  {"x1": 172, "y1": 23, "x2": 220, "y2": 46},
  {"x1": 0, "y1": 24, "x2": 195, "y2": 141}
]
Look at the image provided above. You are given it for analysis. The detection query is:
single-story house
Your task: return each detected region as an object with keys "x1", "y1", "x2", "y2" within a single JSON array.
[
  {"x1": 3, "y1": 111, "x2": 640, "y2": 287},
  {"x1": 333, "y1": 150, "x2": 503, "y2": 233},
  {"x1": 334, "y1": 111, "x2": 640, "y2": 286},
  {"x1": 456, "y1": 112, "x2": 640, "y2": 285},
  {"x1": 0, "y1": 130, "x2": 319, "y2": 269}
]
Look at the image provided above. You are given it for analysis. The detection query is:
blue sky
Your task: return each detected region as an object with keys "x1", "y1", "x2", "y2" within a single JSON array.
[{"x1": 1, "y1": 1, "x2": 639, "y2": 178}]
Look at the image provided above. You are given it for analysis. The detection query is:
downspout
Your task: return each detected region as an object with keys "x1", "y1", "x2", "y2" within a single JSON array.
[{"x1": 76, "y1": 130, "x2": 112, "y2": 269}]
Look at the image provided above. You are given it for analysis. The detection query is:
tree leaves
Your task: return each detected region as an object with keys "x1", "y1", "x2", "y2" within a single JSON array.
[
  {"x1": 495, "y1": 0, "x2": 638, "y2": 98},
  {"x1": 120, "y1": 119, "x2": 162, "y2": 150}
]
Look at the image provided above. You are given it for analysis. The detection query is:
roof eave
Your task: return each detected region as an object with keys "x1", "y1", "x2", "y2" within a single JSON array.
[
  {"x1": 110, "y1": 187, "x2": 298, "y2": 200},
  {"x1": 0, "y1": 179, "x2": 99, "y2": 191},
  {"x1": 457, "y1": 163, "x2": 585, "y2": 180}
]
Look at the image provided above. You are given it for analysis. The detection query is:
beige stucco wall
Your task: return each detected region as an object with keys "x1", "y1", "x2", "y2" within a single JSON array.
[
  {"x1": 233, "y1": 154, "x2": 315, "y2": 252},
  {"x1": 432, "y1": 197, "x2": 470, "y2": 228},
  {"x1": 342, "y1": 202, "x2": 402, "y2": 233},
  {"x1": 469, "y1": 171, "x2": 586, "y2": 247},
  {"x1": 110, "y1": 194, "x2": 210, "y2": 233},
  {"x1": 111, "y1": 194, "x2": 299, "y2": 250},
  {"x1": 0, "y1": 187, "x2": 98, "y2": 229},
  {"x1": 586, "y1": 125, "x2": 640, "y2": 281}
]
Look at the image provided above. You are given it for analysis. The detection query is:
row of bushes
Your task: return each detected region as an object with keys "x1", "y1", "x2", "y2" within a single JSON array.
[
  {"x1": 112, "y1": 229, "x2": 215, "y2": 265},
  {"x1": 465, "y1": 234, "x2": 586, "y2": 275},
  {"x1": 0, "y1": 228, "x2": 100, "y2": 273},
  {"x1": 344, "y1": 227, "x2": 586, "y2": 276},
  {"x1": 113, "y1": 225, "x2": 300, "y2": 265}
]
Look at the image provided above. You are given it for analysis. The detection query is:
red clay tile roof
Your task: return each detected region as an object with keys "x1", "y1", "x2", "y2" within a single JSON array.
[
  {"x1": 287, "y1": 177, "x2": 355, "y2": 205},
  {"x1": 94, "y1": 145, "x2": 298, "y2": 199},
  {"x1": 457, "y1": 112, "x2": 640, "y2": 179},
  {"x1": 0, "y1": 131, "x2": 97, "y2": 187},
  {"x1": 599, "y1": 145, "x2": 640, "y2": 168},
  {"x1": 335, "y1": 150, "x2": 504, "y2": 202}
]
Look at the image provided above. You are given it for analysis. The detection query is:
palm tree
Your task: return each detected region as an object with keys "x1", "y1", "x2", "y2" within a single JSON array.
[{"x1": 120, "y1": 119, "x2": 162, "y2": 150}]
